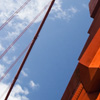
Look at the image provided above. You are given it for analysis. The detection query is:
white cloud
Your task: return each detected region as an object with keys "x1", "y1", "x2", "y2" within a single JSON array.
[
  {"x1": 0, "y1": 0, "x2": 78, "y2": 29},
  {"x1": 21, "y1": 70, "x2": 28, "y2": 77},
  {"x1": 51, "y1": 0, "x2": 67, "y2": 19},
  {"x1": 68, "y1": 7, "x2": 78, "y2": 14},
  {"x1": 51, "y1": 0, "x2": 78, "y2": 21},
  {"x1": 0, "y1": 0, "x2": 78, "y2": 45},
  {"x1": 3, "y1": 56, "x2": 16, "y2": 65},
  {"x1": 0, "y1": 82, "x2": 8, "y2": 99},
  {"x1": 0, "y1": 0, "x2": 49, "y2": 25},
  {"x1": 0, "y1": 44, "x2": 5, "y2": 52},
  {"x1": 0, "y1": 64, "x2": 6, "y2": 77},
  {"x1": 0, "y1": 0, "x2": 67, "y2": 60},
  {"x1": 5, "y1": 31, "x2": 20, "y2": 41},
  {"x1": 82, "y1": 3, "x2": 88, "y2": 9},
  {"x1": 29, "y1": 80, "x2": 39, "y2": 89},
  {"x1": 0, "y1": 0, "x2": 50, "y2": 42},
  {"x1": 11, "y1": 84, "x2": 29, "y2": 96},
  {"x1": 0, "y1": 83, "x2": 29, "y2": 100}
]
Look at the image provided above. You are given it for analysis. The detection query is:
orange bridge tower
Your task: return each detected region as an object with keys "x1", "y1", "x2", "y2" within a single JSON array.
[{"x1": 61, "y1": 0, "x2": 100, "y2": 100}]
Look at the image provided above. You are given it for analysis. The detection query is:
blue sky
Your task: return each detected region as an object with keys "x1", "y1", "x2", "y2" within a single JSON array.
[{"x1": 0, "y1": 0, "x2": 92, "y2": 100}]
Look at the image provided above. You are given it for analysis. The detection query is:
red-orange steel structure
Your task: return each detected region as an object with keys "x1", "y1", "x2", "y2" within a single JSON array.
[
  {"x1": 5, "y1": 0, "x2": 55, "y2": 99},
  {"x1": 61, "y1": 0, "x2": 100, "y2": 100}
]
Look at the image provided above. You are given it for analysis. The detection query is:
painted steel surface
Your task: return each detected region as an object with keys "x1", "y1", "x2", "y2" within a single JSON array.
[{"x1": 61, "y1": 0, "x2": 100, "y2": 99}]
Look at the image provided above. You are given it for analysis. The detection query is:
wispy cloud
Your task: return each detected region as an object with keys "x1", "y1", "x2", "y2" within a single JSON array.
[
  {"x1": 0, "y1": 0, "x2": 78, "y2": 53},
  {"x1": 0, "y1": 44, "x2": 5, "y2": 52},
  {"x1": 0, "y1": 64, "x2": 6, "y2": 77},
  {"x1": 51, "y1": 0, "x2": 67, "y2": 19},
  {"x1": 21, "y1": 70, "x2": 28, "y2": 77},
  {"x1": 82, "y1": 3, "x2": 88, "y2": 9},
  {"x1": 0, "y1": 83, "x2": 29, "y2": 100},
  {"x1": 29, "y1": 80, "x2": 39, "y2": 89},
  {"x1": 11, "y1": 84, "x2": 29, "y2": 95},
  {"x1": 51, "y1": 0, "x2": 78, "y2": 21},
  {"x1": 3, "y1": 56, "x2": 16, "y2": 65},
  {"x1": 68, "y1": 7, "x2": 78, "y2": 14}
]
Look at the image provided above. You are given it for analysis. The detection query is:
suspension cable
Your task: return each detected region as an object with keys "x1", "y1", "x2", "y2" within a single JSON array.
[
  {"x1": 0, "y1": 2, "x2": 50, "y2": 59},
  {"x1": 5, "y1": 0, "x2": 55, "y2": 99},
  {"x1": 0, "y1": 0, "x2": 31, "y2": 30}
]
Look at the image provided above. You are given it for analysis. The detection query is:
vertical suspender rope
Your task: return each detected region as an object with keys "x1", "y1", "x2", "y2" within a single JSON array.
[
  {"x1": 5, "y1": 0, "x2": 55, "y2": 99},
  {"x1": 0, "y1": 0, "x2": 31, "y2": 30}
]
